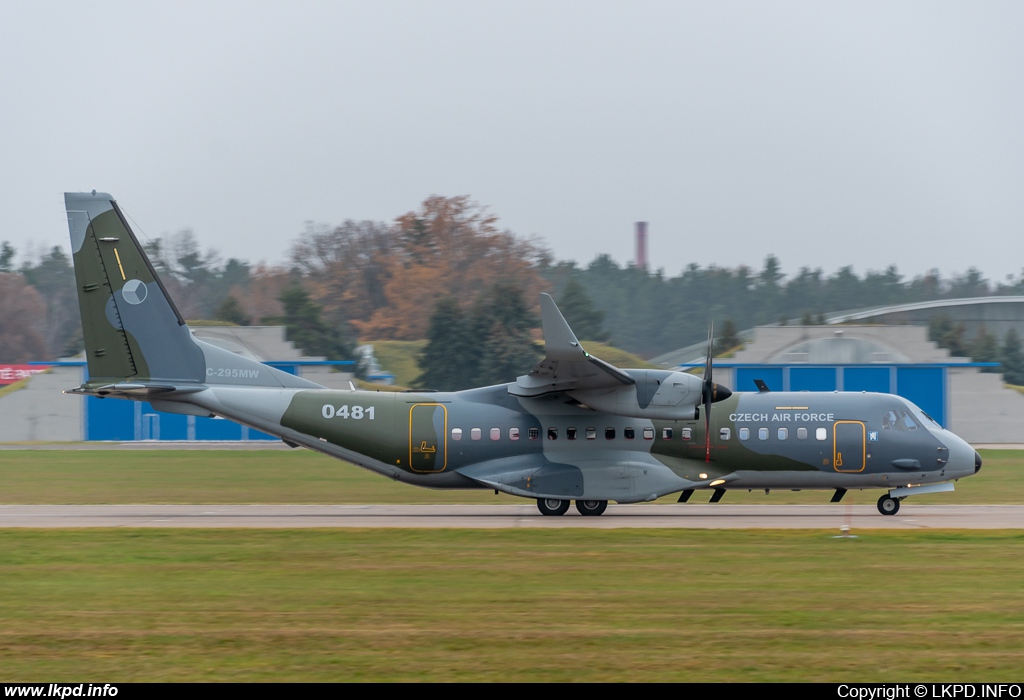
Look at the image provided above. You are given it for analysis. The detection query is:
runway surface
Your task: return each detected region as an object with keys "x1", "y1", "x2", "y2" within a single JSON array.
[{"x1": 0, "y1": 504, "x2": 1021, "y2": 528}]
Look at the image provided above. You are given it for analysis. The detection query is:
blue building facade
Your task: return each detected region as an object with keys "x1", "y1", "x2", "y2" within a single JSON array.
[
  {"x1": 57, "y1": 360, "x2": 353, "y2": 442},
  {"x1": 726, "y1": 364, "x2": 948, "y2": 426}
]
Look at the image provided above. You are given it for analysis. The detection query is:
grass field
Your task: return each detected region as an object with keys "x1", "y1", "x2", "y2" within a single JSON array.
[
  {"x1": 1, "y1": 529, "x2": 1021, "y2": 681},
  {"x1": 1, "y1": 449, "x2": 1021, "y2": 681},
  {"x1": 0, "y1": 448, "x2": 1019, "y2": 505}
]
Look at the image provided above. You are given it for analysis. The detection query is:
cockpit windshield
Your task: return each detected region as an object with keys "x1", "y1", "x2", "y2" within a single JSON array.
[
  {"x1": 911, "y1": 406, "x2": 941, "y2": 429},
  {"x1": 901, "y1": 401, "x2": 937, "y2": 429}
]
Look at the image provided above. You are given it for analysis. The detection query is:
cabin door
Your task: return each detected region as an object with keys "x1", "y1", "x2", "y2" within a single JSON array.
[
  {"x1": 409, "y1": 403, "x2": 447, "y2": 473},
  {"x1": 833, "y1": 421, "x2": 866, "y2": 473}
]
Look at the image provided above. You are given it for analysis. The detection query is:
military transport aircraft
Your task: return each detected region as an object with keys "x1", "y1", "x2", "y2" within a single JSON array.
[{"x1": 63, "y1": 191, "x2": 982, "y2": 516}]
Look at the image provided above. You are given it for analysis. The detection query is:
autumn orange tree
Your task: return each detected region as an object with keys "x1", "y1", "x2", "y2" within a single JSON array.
[{"x1": 292, "y1": 196, "x2": 549, "y2": 341}]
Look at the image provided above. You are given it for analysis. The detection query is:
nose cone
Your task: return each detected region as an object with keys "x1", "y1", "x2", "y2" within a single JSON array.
[{"x1": 942, "y1": 431, "x2": 980, "y2": 479}]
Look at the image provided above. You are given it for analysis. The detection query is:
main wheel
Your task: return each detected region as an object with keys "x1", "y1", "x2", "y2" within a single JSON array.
[
  {"x1": 537, "y1": 498, "x2": 570, "y2": 516},
  {"x1": 877, "y1": 494, "x2": 900, "y2": 516},
  {"x1": 575, "y1": 499, "x2": 608, "y2": 516}
]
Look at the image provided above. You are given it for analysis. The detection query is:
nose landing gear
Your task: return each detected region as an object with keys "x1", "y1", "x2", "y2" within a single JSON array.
[{"x1": 877, "y1": 494, "x2": 901, "y2": 516}]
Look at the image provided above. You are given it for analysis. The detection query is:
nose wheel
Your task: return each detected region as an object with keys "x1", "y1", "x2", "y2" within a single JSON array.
[{"x1": 877, "y1": 494, "x2": 901, "y2": 516}]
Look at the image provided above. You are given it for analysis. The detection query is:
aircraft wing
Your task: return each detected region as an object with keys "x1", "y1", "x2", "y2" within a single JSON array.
[{"x1": 509, "y1": 293, "x2": 634, "y2": 397}]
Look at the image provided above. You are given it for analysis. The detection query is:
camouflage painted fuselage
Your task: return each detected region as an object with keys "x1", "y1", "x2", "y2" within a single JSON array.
[
  {"x1": 183, "y1": 381, "x2": 978, "y2": 503},
  {"x1": 64, "y1": 191, "x2": 979, "y2": 506}
]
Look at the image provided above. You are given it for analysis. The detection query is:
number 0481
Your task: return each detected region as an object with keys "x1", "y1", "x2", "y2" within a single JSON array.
[{"x1": 321, "y1": 405, "x2": 375, "y2": 420}]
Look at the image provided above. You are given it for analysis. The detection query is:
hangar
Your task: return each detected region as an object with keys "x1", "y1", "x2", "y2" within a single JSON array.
[
  {"x1": 3, "y1": 298, "x2": 1024, "y2": 445},
  {"x1": 0, "y1": 326, "x2": 355, "y2": 443},
  {"x1": 672, "y1": 322, "x2": 1024, "y2": 444}
]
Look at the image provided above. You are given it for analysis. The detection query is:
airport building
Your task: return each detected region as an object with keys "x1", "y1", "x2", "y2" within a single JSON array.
[
  {"x1": 3, "y1": 298, "x2": 1024, "y2": 445},
  {"x1": 0, "y1": 326, "x2": 356, "y2": 443},
  {"x1": 651, "y1": 297, "x2": 1024, "y2": 444}
]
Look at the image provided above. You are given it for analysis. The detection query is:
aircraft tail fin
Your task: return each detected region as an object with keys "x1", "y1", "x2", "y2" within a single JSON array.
[{"x1": 65, "y1": 191, "x2": 206, "y2": 385}]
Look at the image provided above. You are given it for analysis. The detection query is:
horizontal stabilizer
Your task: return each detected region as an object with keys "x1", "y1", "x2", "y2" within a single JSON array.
[{"x1": 65, "y1": 383, "x2": 206, "y2": 399}]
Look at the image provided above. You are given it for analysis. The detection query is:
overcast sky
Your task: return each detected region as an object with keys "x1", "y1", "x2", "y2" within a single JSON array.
[{"x1": 3, "y1": 1, "x2": 1022, "y2": 282}]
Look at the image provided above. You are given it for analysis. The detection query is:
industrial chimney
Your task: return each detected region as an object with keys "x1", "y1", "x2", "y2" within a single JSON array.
[{"x1": 635, "y1": 221, "x2": 648, "y2": 271}]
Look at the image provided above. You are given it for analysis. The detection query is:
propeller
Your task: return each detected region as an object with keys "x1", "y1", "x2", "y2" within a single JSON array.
[{"x1": 702, "y1": 321, "x2": 733, "y2": 463}]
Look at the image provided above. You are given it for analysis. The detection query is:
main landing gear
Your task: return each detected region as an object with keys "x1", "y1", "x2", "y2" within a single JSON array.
[
  {"x1": 536, "y1": 498, "x2": 608, "y2": 517},
  {"x1": 877, "y1": 494, "x2": 902, "y2": 516}
]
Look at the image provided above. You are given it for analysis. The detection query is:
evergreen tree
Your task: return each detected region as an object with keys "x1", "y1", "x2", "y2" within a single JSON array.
[
  {"x1": 968, "y1": 326, "x2": 999, "y2": 372},
  {"x1": 472, "y1": 283, "x2": 540, "y2": 386},
  {"x1": 1000, "y1": 329, "x2": 1024, "y2": 385},
  {"x1": 929, "y1": 314, "x2": 968, "y2": 357},
  {"x1": 215, "y1": 295, "x2": 251, "y2": 326},
  {"x1": 714, "y1": 319, "x2": 741, "y2": 356},
  {"x1": 415, "y1": 284, "x2": 540, "y2": 390},
  {"x1": 476, "y1": 319, "x2": 540, "y2": 387},
  {"x1": 415, "y1": 296, "x2": 476, "y2": 390},
  {"x1": 19, "y1": 246, "x2": 79, "y2": 357},
  {"x1": 0, "y1": 242, "x2": 14, "y2": 272},
  {"x1": 756, "y1": 255, "x2": 784, "y2": 323},
  {"x1": 269, "y1": 284, "x2": 355, "y2": 361},
  {"x1": 558, "y1": 276, "x2": 607, "y2": 341}
]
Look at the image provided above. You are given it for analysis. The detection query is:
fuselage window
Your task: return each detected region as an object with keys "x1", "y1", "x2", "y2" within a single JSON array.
[
  {"x1": 529, "y1": 428, "x2": 539, "y2": 440},
  {"x1": 605, "y1": 427, "x2": 616, "y2": 440},
  {"x1": 797, "y1": 427, "x2": 808, "y2": 440},
  {"x1": 452, "y1": 428, "x2": 463, "y2": 441},
  {"x1": 720, "y1": 427, "x2": 731, "y2": 440},
  {"x1": 815, "y1": 427, "x2": 827, "y2": 441},
  {"x1": 643, "y1": 427, "x2": 654, "y2": 440},
  {"x1": 662, "y1": 428, "x2": 673, "y2": 440},
  {"x1": 509, "y1": 428, "x2": 520, "y2": 440},
  {"x1": 624, "y1": 427, "x2": 635, "y2": 440},
  {"x1": 586, "y1": 427, "x2": 597, "y2": 440},
  {"x1": 490, "y1": 428, "x2": 500, "y2": 441},
  {"x1": 548, "y1": 427, "x2": 558, "y2": 440},
  {"x1": 778, "y1": 428, "x2": 788, "y2": 440},
  {"x1": 758, "y1": 427, "x2": 769, "y2": 440},
  {"x1": 739, "y1": 427, "x2": 750, "y2": 440},
  {"x1": 567, "y1": 427, "x2": 578, "y2": 440},
  {"x1": 471, "y1": 428, "x2": 482, "y2": 441},
  {"x1": 681, "y1": 428, "x2": 692, "y2": 440}
]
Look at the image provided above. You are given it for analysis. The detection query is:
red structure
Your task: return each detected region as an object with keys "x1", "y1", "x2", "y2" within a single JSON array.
[
  {"x1": 0, "y1": 365, "x2": 50, "y2": 385},
  {"x1": 635, "y1": 221, "x2": 648, "y2": 271}
]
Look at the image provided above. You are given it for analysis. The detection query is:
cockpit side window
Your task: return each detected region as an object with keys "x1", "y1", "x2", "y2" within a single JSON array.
[
  {"x1": 882, "y1": 409, "x2": 918, "y2": 432},
  {"x1": 882, "y1": 410, "x2": 898, "y2": 430}
]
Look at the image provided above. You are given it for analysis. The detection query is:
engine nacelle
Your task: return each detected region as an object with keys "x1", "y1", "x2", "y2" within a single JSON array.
[{"x1": 571, "y1": 370, "x2": 705, "y2": 421}]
